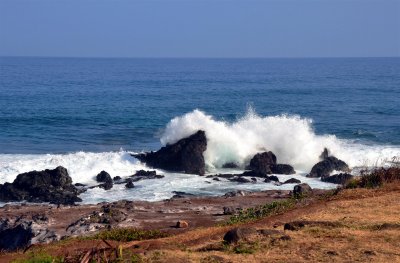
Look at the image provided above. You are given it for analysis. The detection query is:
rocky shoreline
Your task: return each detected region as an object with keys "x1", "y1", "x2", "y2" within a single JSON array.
[{"x1": 0, "y1": 130, "x2": 354, "y2": 252}]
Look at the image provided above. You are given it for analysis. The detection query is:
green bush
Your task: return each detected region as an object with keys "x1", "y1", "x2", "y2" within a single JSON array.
[{"x1": 91, "y1": 228, "x2": 169, "y2": 242}]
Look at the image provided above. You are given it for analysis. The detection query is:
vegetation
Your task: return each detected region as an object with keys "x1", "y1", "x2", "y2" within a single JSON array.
[
  {"x1": 12, "y1": 252, "x2": 63, "y2": 263},
  {"x1": 346, "y1": 167, "x2": 400, "y2": 189},
  {"x1": 90, "y1": 227, "x2": 169, "y2": 242},
  {"x1": 224, "y1": 198, "x2": 297, "y2": 225}
]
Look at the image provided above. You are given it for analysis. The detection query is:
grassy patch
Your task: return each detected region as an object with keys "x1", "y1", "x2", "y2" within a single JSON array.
[
  {"x1": 345, "y1": 167, "x2": 400, "y2": 189},
  {"x1": 224, "y1": 198, "x2": 297, "y2": 225},
  {"x1": 12, "y1": 252, "x2": 63, "y2": 263},
  {"x1": 90, "y1": 227, "x2": 169, "y2": 242}
]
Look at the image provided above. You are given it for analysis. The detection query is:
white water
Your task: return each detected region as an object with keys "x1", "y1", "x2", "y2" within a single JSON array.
[
  {"x1": 1, "y1": 109, "x2": 399, "y2": 204},
  {"x1": 161, "y1": 109, "x2": 400, "y2": 171}
]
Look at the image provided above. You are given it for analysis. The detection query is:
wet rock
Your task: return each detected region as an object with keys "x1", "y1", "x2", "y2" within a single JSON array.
[
  {"x1": 271, "y1": 164, "x2": 295, "y2": 175},
  {"x1": 292, "y1": 183, "x2": 312, "y2": 198},
  {"x1": 0, "y1": 166, "x2": 81, "y2": 205},
  {"x1": 321, "y1": 173, "x2": 353, "y2": 185},
  {"x1": 130, "y1": 170, "x2": 164, "y2": 182},
  {"x1": 308, "y1": 153, "x2": 350, "y2": 178},
  {"x1": 222, "y1": 162, "x2": 239, "y2": 169},
  {"x1": 113, "y1": 176, "x2": 122, "y2": 181},
  {"x1": 268, "y1": 175, "x2": 280, "y2": 182},
  {"x1": 125, "y1": 179, "x2": 135, "y2": 189},
  {"x1": 176, "y1": 220, "x2": 189, "y2": 228},
  {"x1": 241, "y1": 170, "x2": 267, "y2": 178},
  {"x1": 248, "y1": 151, "x2": 277, "y2": 174},
  {"x1": 213, "y1": 177, "x2": 221, "y2": 181},
  {"x1": 283, "y1": 178, "x2": 301, "y2": 184},
  {"x1": 229, "y1": 176, "x2": 252, "y2": 183},
  {"x1": 96, "y1": 171, "x2": 113, "y2": 190},
  {"x1": 132, "y1": 130, "x2": 207, "y2": 175},
  {"x1": 223, "y1": 227, "x2": 258, "y2": 244},
  {"x1": 171, "y1": 191, "x2": 195, "y2": 198}
]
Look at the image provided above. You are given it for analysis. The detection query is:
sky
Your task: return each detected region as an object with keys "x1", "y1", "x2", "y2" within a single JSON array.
[{"x1": 0, "y1": 0, "x2": 399, "y2": 58}]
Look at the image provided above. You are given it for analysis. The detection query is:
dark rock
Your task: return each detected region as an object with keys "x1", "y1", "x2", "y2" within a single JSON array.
[
  {"x1": 213, "y1": 178, "x2": 220, "y2": 181},
  {"x1": 308, "y1": 156, "x2": 350, "y2": 178},
  {"x1": 214, "y1": 173, "x2": 236, "y2": 179},
  {"x1": 241, "y1": 170, "x2": 267, "y2": 178},
  {"x1": 223, "y1": 227, "x2": 258, "y2": 244},
  {"x1": 229, "y1": 176, "x2": 252, "y2": 183},
  {"x1": 96, "y1": 171, "x2": 113, "y2": 190},
  {"x1": 292, "y1": 183, "x2": 312, "y2": 198},
  {"x1": 125, "y1": 179, "x2": 135, "y2": 189},
  {"x1": 0, "y1": 166, "x2": 81, "y2": 205},
  {"x1": 247, "y1": 151, "x2": 277, "y2": 174},
  {"x1": 132, "y1": 130, "x2": 207, "y2": 175},
  {"x1": 222, "y1": 162, "x2": 239, "y2": 168},
  {"x1": 74, "y1": 183, "x2": 86, "y2": 187},
  {"x1": 283, "y1": 178, "x2": 301, "y2": 184},
  {"x1": 113, "y1": 176, "x2": 122, "y2": 181},
  {"x1": 171, "y1": 191, "x2": 195, "y2": 198},
  {"x1": 130, "y1": 170, "x2": 164, "y2": 182},
  {"x1": 257, "y1": 229, "x2": 291, "y2": 240},
  {"x1": 320, "y1": 148, "x2": 330, "y2": 160},
  {"x1": 268, "y1": 175, "x2": 280, "y2": 182},
  {"x1": 251, "y1": 177, "x2": 257, "y2": 182},
  {"x1": 271, "y1": 164, "x2": 295, "y2": 175},
  {"x1": 321, "y1": 173, "x2": 353, "y2": 185},
  {"x1": 284, "y1": 220, "x2": 341, "y2": 231},
  {"x1": 223, "y1": 206, "x2": 236, "y2": 215}
]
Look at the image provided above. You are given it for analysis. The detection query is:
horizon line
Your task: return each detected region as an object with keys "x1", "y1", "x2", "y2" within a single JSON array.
[{"x1": 1, "y1": 55, "x2": 399, "y2": 60}]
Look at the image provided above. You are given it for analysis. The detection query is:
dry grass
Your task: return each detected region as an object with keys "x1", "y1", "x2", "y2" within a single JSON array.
[{"x1": 4, "y1": 180, "x2": 400, "y2": 262}]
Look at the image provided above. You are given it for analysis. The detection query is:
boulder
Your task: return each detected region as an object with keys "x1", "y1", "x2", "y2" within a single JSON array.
[
  {"x1": 241, "y1": 170, "x2": 267, "y2": 178},
  {"x1": 283, "y1": 178, "x2": 301, "y2": 184},
  {"x1": 321, "y1": 173, "x2": 353, "y2": 185},
  {"x1": 247, "y1": 151, "x2": 277, "y2": 174},
  {"x1": 96, "y1": 171, "x2": 113, "y2": 190},
  {"x1": 271, "y1": 164, "x2": 295, "y2": 175},
  {"x1": 0, "y1": 166, "x2": 81, "y2": 205},
  {"x1": 176, "y1": 220, "x2": 189, "y2": 228},
  {"x1": 132, "y1": 130, "x2": 207, "y2": 175},
  {"x1": 223, "y1": 227, "x2": 258, "y2": 244},
  {"x1": 130, "y1": 170, "x2": 164, "y2": 182},
  {"x1": 125, "y1": 179, "x2": 135, "y2": 189},
  {"x1": 229, "y1": 176, "x2": 252, "y2": 183},
  {"x1": 222, "y1": 162, "x2": 239, "y2": 169},
  {"x1": 223, "y1": 190, "x2": 249, "y2": 197},
  {"x1": 308, "y1": 155, "x2": 350, "y2": 178},
  {"x1": 292, "y1": 183, "x2": 312, "y2": 198},
  {"x1": 113, "y1": 176, "x2": 122, "y2": 181}
]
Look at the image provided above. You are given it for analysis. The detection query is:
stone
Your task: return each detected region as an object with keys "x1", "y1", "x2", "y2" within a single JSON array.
[
  {"x1": 223, "y1": 227, "x2": 258, "y2": 244},
  {"x1": 132, "y1": 130, "x2": 207, "y2": 175},
  {"x1": 292, "y1": 183, "x2": 312, "y2": 198},
  {"x1": 96, "y1": 171, "x2": 113, "y2": 190},
  {"x1": 321, "y1": 173, "x2": 353, "y2": 185},
  {"x1": 176, "y1": 220, "x2": 189, "y2": 228},
  {"x1": 248, "y1": 152, "x2": 277, "y2": 174},
  {"x1": 125, "y1": 179, "x2": 135, "y2": 189},
  {"x1": 283, "y1": 178, "x2": 301, "y2": 184},
  {"x1": 271, "y1": 164, "x2": 295, "y2": 175}
]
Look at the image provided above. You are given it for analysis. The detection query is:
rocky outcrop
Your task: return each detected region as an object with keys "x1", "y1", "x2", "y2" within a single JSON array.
[
  {"x1": 96, "y1": 171, "x2": 113, "y2": 190},
  {"x1": 223, "y1": 227, "x2": 258, "y2": 244},
  {"x1": 248, "y1": 152, "x2": 277, "y2": 174},
  {"x1": 247, "y1": 152, "x2": 295, "y2": 175},
  {"x1": 133, "y1": 130, "x2": 207, "y2": 175},
  {"x1": 292, "y1": 183, "x2": 312, "y2": 198},
  {"x1": 308, "y1": 151, "x2": 350, "y2": 178},
  {"x1": 283, "y1": 178, "x2": 301, "y2": 184},
  {"x1": 0, "y1": 166, "x2": 81, "y2": 205},
  {"x1": 0, "y1": 216, "x2": 58, "y2": 251},
  {"x1": 130, "y1": 170, "x2": 164, "y2": 182},
  {"x1": 271, "y1": 164, "x2": 295, "y2": 175},
  {"x1": 321, "y1": 173, "x2": 353, "y2": 185}
]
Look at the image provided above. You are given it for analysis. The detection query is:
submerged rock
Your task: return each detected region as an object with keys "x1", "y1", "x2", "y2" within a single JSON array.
[
  {"x1": 130, "y1": 170, "x2": 164, "y2": 182},
  {"x1": 321, "y1": 173, "x2": 353, "y2": 185},
  {"x1": 0, "y1": 166, "x2": 81, "y2": 205},
  {"x1": 133, "y1": 130, "x2": 207, "y2": 175},
  {"x1": 283, "y1": 178, "x2": 301, "y2": 184},
  {"x1": 271, "y1": 164, "x2": 295, "y2": 175},
  {"x1": 125, "y1": 179, "x2": 135, "y2": 189}
]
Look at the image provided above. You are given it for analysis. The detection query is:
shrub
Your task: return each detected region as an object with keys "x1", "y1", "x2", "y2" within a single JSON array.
[
  {"x1": 91, "y1": 228, "x2": 169, "y2": 242},
  {"x1": 345, "y1": 167, "x2": 400, "y2": 189}
]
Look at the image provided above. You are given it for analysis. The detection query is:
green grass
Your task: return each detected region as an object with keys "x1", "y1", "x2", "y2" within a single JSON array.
[
  {"x1": 224, "y1": 198, "x2": 297, "y2": 225},
  {"x1": 90, "y1": 227, "x2": 169, "y2": 242},
  {"x1": 12, "y1": 252, "x2": 63, "y2": 263}
]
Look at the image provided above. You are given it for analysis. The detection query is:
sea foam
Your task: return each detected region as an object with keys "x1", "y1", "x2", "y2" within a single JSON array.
[{"x1": 161, "y1": 109, "x2": 400, "y2": 171}]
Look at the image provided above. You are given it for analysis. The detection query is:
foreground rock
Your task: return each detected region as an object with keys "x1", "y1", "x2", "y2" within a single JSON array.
[
  {"x1": 0, "y1": 166, "x2": 81, "y2": 205},
  {"x1": 321, "y1": 173, "x2": 353, "y2": 185},
  {"x1": 133, "y1": 130, "x2": 207, "y2": 175},
  {"x1": 0, "y1": 216, "x2": 58, "y2": 251},
  {"x1": 292, "y1": 183, "x2": 312, "y2": 198},
  {"x1": 308, "y1": 150, "x2": 350, "y2": 178}
]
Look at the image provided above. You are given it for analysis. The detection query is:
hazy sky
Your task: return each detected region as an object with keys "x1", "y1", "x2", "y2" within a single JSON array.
[{"x1": 1, "y1": 0, "x2": 399, "y2": 58}]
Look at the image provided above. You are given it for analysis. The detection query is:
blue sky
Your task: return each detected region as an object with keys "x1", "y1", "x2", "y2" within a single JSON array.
[{"x1": 0, "y1": 0, "x2": 399, "y2": 58}]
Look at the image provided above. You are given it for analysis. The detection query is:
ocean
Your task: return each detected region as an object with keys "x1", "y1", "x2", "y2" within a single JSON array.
[{"x1": 1, "y1": 57, "x2": 399, "y2": 203}]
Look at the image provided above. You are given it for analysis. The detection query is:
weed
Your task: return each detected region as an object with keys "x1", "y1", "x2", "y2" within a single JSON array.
[
  {"x1": 90, "y1": 228, "x2": 169, "y2": 242},
  {"x1": 12, "y1": 252, "x2": 63, "y2": 263}
]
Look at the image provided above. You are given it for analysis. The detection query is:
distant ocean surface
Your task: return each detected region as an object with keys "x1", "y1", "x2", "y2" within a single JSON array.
[{"x1": 1, "y1": 57, "x2": 399, "y2": 203}]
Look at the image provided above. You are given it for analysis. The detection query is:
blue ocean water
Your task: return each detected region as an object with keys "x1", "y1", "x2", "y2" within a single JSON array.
[{"x1": 1, "y1": 57, "x2": 399, "y2": 154}]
